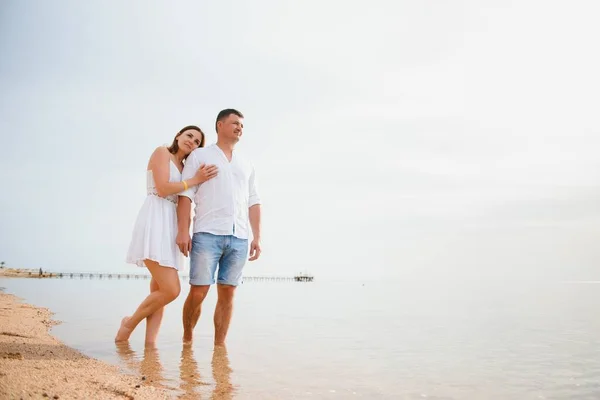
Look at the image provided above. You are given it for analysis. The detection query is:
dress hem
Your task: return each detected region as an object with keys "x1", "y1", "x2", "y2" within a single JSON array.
[{"x1": 125, "y1": 257, "x2": 182, "y2": 271}]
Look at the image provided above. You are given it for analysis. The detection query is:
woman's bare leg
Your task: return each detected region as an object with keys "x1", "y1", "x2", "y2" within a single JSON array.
[
  {"x1": 115, "y1": 261, "x2": 180, "y2": 342},
  {"x1": 145, "y1": 277, "x2": 164, "y2": 344}
]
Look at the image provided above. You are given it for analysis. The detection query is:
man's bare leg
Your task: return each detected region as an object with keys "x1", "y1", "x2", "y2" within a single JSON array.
[
  {"x1": 182, "y1": 285, "x2": 210, "y2": 342},
  {"x1": 145, "y1": 277, "x2": 164, "y2": 344},
  {"x1": 214, "y1": 284, "x2": 236, "y2": 346}
]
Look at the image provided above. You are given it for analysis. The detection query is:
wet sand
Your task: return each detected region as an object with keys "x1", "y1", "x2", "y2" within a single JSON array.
[{"x1": 0, "y1": 289, "x2": 173, "y2": 399}]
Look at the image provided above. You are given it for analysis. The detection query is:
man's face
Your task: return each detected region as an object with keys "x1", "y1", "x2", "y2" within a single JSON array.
[{"x1": 219, "y1": 114, "x2": 244, "y2": 143}]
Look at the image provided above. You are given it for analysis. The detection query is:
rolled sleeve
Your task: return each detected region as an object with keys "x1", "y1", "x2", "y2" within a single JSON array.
[
  {"x1": 248, "y1": 166, "x2": 261, "y2": 207},
  {"x1": 179, "y1": 150, "x2": 200, "y2": 200}
]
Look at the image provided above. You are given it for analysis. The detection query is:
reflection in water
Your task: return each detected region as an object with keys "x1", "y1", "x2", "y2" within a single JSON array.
[
  {"x1": 178, "y1": 344, "x2": 236, "y2": 399},
  {"x1": 178, "y1": 343, "x2": 208, "y2": 399},
  {"x1": 211, "y1": 345, "x2": 235, "y2": 400},
  {"x1": 115, "y1": 342, "x2": 236, "y2": 399},
  {"x1": 140, "y1": 345, "x2": 166, "y2": 386},
  {"x1": 115, "y1": 341, "x2": 141, "y2": 374},
  {"x1": 115, "y1": 342, "x2": 169, "y2": 389}
]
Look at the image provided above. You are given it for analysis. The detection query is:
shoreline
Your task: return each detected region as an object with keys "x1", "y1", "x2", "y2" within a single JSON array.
[
  {"x1": 0, "y1": 267, "x2": 57, "y2": 279},
  {"x1": 0, "y1": 288, "x2": 173, "y2": 399}
]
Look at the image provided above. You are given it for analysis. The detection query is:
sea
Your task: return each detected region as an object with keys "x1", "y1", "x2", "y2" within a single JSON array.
[{"x1": 2, "y1": 276, "x2": 600, "y2": 399}]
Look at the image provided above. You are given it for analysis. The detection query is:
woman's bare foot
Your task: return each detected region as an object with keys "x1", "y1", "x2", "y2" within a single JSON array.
[{"x1": 115, "y1": 316, "x2": 133, "y2": 342}]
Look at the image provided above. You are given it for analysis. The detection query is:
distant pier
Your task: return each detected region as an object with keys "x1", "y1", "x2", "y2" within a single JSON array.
[
  {"x1": 24, "y1": 271, "x2": 314, "y2": 283},
  {"x1": 293, "y1": 274, "x2": 314, "y2": 282}
]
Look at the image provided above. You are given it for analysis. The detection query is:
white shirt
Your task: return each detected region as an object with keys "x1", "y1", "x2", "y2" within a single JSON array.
[{"x1": 179, "y1": 144, "x2": 261, "y2": 240}]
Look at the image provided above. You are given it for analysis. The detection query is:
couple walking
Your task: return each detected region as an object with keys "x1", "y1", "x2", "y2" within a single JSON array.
[{"x1": 115, "y1": 108, "x2": 262, "y2": 346}]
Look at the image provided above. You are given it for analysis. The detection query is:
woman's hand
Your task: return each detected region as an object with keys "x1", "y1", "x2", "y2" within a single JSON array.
[{"x1": 191, "y1": 163, "x2": 218, "y2": 185}]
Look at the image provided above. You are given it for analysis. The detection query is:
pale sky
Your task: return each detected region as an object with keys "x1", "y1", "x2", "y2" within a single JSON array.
[{"x1": 1, "y1": 0, "x2": 600, "y2": 282}]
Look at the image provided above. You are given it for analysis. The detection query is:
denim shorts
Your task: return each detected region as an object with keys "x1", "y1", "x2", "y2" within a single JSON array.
[{"x1": 189, "y1": 232, "x2": 248, "y2": 286}]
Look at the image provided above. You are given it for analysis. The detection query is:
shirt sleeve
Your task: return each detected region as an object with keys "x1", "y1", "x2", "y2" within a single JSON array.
[
  {"x1": 248, "y1": 165, "x2": 261, "y2": 207},
  {"x1": 179, "y1": 150, "x2": 200, "y2": 200}
]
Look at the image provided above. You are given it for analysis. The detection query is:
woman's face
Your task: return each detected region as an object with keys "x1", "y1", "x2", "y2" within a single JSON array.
[{"x1": 177, "y1": 129, "x2": 204, "y2": 154}]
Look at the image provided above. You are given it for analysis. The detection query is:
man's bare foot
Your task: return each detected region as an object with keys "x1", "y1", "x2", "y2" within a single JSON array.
[{"x1": 115, "y1": 317, "x2": 133, "y2": 342}]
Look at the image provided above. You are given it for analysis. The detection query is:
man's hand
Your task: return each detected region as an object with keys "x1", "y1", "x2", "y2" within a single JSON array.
[
  {"x1": 248, "y1": 239, "x2": 261, "y2": 261},
  {"x1": 176, "y1": 231, "x2": 192, "y2": 257}
]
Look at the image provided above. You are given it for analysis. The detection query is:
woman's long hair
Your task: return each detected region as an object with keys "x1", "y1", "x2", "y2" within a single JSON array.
[{"x1": 167, "y1": 125, "x2": 205, "y2": 160}]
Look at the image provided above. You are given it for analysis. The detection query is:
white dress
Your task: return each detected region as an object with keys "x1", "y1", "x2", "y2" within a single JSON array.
[{"x1": 125, "y1": 160, "x2": 185, "y2": 271}]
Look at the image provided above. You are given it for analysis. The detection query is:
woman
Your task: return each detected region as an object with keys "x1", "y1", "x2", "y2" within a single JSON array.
[{"x1": 116, "y1": 125, "x2": 218, "y2": 343}]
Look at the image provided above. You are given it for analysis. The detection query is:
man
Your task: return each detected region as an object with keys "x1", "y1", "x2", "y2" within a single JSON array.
[{"x1": 176, "y1": 108, "x2": 262, "y2": 346}]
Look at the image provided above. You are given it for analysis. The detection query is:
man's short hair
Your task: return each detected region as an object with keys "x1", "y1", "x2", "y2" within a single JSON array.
[{"x1": 215, "y1": 109, "x2": 244, "y2": 132}]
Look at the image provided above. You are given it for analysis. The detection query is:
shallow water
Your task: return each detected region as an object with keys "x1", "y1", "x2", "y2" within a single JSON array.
[{"x1": 2, "y1": 276, "x2": 600, "y2": 399}]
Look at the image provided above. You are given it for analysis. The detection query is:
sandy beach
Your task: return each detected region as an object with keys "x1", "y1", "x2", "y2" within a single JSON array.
[{"x1": 0, "y1": 288, "x2": 173, "y2": 399}]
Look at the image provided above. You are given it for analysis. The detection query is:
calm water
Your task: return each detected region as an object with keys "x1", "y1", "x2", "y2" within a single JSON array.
[{"x1": 2, "y1": 276, "x2": 600, "y2": 399}]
